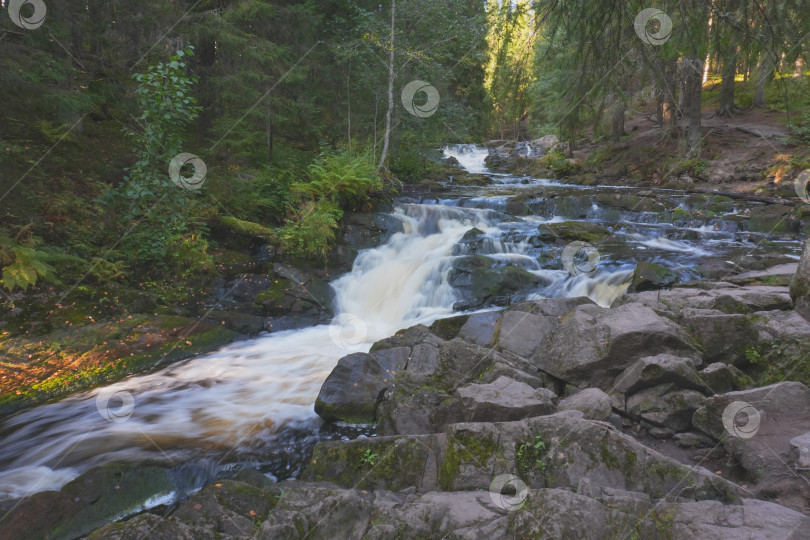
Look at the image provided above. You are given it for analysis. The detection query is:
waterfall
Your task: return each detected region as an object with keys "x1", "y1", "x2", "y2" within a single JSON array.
[{"x1": 442, "y1": 144, "x2": 490, "y2": 174}]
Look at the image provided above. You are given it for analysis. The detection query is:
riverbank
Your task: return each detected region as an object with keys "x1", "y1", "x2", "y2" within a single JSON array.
[
  {"x1": 3, "y1": 135, "x2": 810, "y2": 538},
  {"x1": 4, "y1": 259, "x2": 809, "y2": 538},
  {"x1": 487, "y1": 106, "x2": 808, "y2": 196}
]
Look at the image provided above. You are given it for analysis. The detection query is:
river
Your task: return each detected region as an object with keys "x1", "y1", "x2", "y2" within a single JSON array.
[{"x1": 0, "y1": 144, "x2": 801, "y2": 507}]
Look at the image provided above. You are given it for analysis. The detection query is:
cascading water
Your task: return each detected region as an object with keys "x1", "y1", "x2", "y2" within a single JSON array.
[
  {"x1": 1, "y1": 144, "x2": 801, "y2": 509},
  {"x1": 0, "y1": 187, "x2": 518, "y2": 502},
  {"x1": 442, "y1": 143, "x2": 490, "y2": 174}
]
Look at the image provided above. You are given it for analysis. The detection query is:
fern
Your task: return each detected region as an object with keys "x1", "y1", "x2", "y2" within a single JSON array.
[
  {"x1": 2, "y1": 246, "x2": 58, "y2": 291},
  {"x1": 279, "y1": 200, "x2": 342, "y2": 260},
  {"x1": 292, "y1": 149, "x2": 382, "y2": 210}
]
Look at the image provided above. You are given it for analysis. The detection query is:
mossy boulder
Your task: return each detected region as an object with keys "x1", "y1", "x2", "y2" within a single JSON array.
[
  {"x1": 448, "y1": 256, "x2": 547, "y2": 309},
  {"x1": 745, "y1": 205, "x2": 798, "y2": 234},
  {"x1": 0, "y1": 463, "x2": 175, "y2": 540},
  {"x1": 628, "y1": 262, "x2": 678, "y2": 293},
  {"x1": 315, "y1": 352, "x2": 401, "y2": 424},
  {"x1": 302, "y1": 435, "x2": 438, "y2": 491},
  {"x1": 536, "y1": 220, "x2": 610, "y2": 244},
  {"x1": 790, "y1": 240, "x2": 810, "y2": 320}
]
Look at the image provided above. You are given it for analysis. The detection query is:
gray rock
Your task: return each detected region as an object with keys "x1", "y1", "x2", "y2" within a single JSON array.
[
  {"x1": 613, "y1": 354, "x2": 705, "y2": 395},
  {"x1": 457, "y1": 311, "x2": 500, "y2": 346},
  {"x1": 0, "y1": 463, "x2": 175, "y2": 540},
  {"x1": 558, "y1": 388, "x2": 612, "y2": 421},
  {"x1": 456, "y1": 376, "x2": 556, "y2": 423},
  {"x1": 627, "y1": 384, "x2": 706, "y2": 432},
  {"x1": 315, "y1": 352, "x2": 394, "y2": 424},
  {"x1": 789, "y1": 432, "x2": 810, "y2": 468},
  {"x1": 692, "y1": 382, "x2": 810, "y2": 514},
  {"x1": 627, "y1": 262, "x2": 678, "y2": 293},
  {"x1": 790, "y1": 240, "x2": 810, "y2": 320},
  {"x1": 494, "y1": 310, "x2": 557, "y2": 358},
  {"x1": 680, "y1": 308, "x2": 757, "y2": 366},
  {"x1": 698, "y1": 362, "x2": 752, "y2": 394},
  {"x1": 655, "y1": 498, "x2": 810, "y2": 540},
  {"x1": 88, "y1": 513, "x2": 199, "y2": 540},
  {"x1": 537, "y1": 303, "x2": 698, "y2": 388},
  {"x1": 531, "y1": 134, "x2": 559, "y2": 152},
  {"x1": 440, "y1": 414, "x2": 749, "y2": 503},
  {"x1": 673, "y1": 431, "x2": 715, "y2": 449}
]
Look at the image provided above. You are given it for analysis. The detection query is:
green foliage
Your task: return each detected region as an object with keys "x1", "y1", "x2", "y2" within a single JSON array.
[
  {"x1": 279, "y1": 147, "x2": 380, "y2": 259},
  {"x1": 167, "y1": 234, "x2": 215, "y2": 280},
  {"x1": 294, "y1": 149, "x2": 382, "y2": 210},
  {"x1": 789, "y1": 112, "x2": 810, "y2": 144},
  {"x1": 358, "y1": 449, "x2": 379, "y2": 468},
  {"x1": 516, "y1": 435, "x2": 547, "y2": 478},
  {"x1": 539, "y1": 150, "x2": 577, "y2": 176},
  {"x1": 122, "y1": 47, "x2": 203, "y2": 211},
  {"x1": 89, "y1": 258, "x2": 128, "y2": 284},
  {"x1": 279, "y1": 200, "x2": 343, "y2": 260},
  {"x1": 0, "y1": 231, "x2": 58, "y2": 291}
]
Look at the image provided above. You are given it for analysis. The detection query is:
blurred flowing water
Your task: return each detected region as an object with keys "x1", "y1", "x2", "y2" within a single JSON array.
[{"x1": 0, "y1": 144, "x2": 801, "y2": 503}]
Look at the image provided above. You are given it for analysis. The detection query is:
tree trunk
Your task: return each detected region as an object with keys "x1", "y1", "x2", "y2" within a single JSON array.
[
  {"x1": 716, "y1": 44, "x2": 738, "y2": 116},
  {"x1": 611, "y1": 100, "x2": 626, "y2": 142},
  {"x1": 377, "y1": 0, "x2": 396, "y2": 171},
  {"x1": 266, "y1": 120, "x2": 274, "y2": 162},
  {"x1": 683, "y1": 55, "x2": 704, "y2": 154},
  {"x1": 753, "y1": 52, "x2": 776, "y2": 107},
  {"x1": 660, "y1": 58, "x2": 679, "y2": 139}
]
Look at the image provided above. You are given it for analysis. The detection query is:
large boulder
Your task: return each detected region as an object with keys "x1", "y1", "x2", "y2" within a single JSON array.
[
  {"x1": 679, "y1": 308, "x2": 757, "y2": 366},
  {"x1": 613, "y1": 354, "x2": 706, "y2": 395},
  {"x1": 449, "y1": 256, "x2": 547, "y2": 310},
  {"x1": 692, "y1": 382, "x2": 810, "y2": 514},
  {"x1": 790, "y1": 240, "x2": 810, "y2": 320},
  {"x1": 627, "y1": 262, "x2": 678, "y2": 293},
  {"x1": 376, "y1": 339, "x2": 545, "y2": 436},
  {"x1": 0, "y1": 464, "x2": 175, "y2": 540},
  {"x1": 698, "y1": 362, "x2": 753, "y2": 394},
  {"x1": 314, "y1": 352, "x2": 397, "y2": 424},
  {"x1": 536, "y1": 220, "x2": 610, "y2": 244},
  {"x1": 558, "y1": 388, "x2": 612, "y2": 421},
  {"x1": 625, "y1": 384, "x2": 706, "y2": 433},
  {"x1": 455, "y1": 376, "x2": 557, "y2": 423},
  {"x1": 536, "y1": 303, "x2": 698, "y2": 388}
]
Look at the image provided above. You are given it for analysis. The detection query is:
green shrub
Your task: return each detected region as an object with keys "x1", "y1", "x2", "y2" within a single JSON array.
[
  {"x1": 539, "y1": 149, "x2": 576, "y2": 176},
  {"x1": 293, "y1": 148, "x2": 382, "y2": 210},
  {"x1": 168, "y1": 234, "x2": 214, "y2": 279},
  {"x1": 279, "y1": 200, "x2": 343, "y2": 260},
  {"x1": 0, "y1": 230, "x2": 58, "y2": 291},
  {"x1": 278, "y1": 147, "x2": 381, "y2": 259}
]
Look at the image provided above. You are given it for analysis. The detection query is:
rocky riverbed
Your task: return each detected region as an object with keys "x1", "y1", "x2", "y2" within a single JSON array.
[
  {"x1": 3, "y1": 258, "x2": 810, "y2": 539},
  {"x1": 3, "y1": 145, "x2": 810, "y2": 539}
]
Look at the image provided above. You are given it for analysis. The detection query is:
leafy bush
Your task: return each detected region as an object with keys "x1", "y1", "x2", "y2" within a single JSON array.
[
  {"x1": 0, "y1": 230, "x2": 58, "y2": 291},
  {"x1": 279, "y1": 200, "x2": 343, "y2": 260},
  {"x1": 168, "y1": 234, "x2": 214, "y2": 279},
  {"x1": 539, "y1": 149, "x2": 576, "y2": 176},
  {"x1": 278, "y1": 148, "x2": 381, "y2": 259},
  {"x1": 789, "y1": 112, "x2": 810, "y2": 144},
  {"x1": 293, "y1": 149, "x2": 382, "y2": 210}
]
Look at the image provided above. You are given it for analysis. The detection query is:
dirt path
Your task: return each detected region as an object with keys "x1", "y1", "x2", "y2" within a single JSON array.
[{"x1": 574, "y1": 105, "x2": 801, "y2": 193}]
